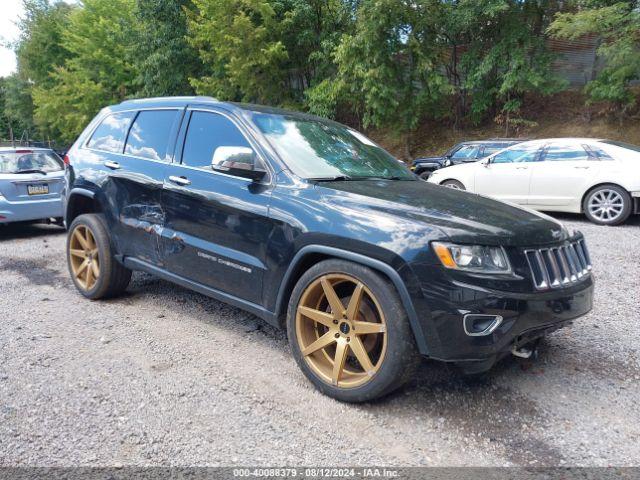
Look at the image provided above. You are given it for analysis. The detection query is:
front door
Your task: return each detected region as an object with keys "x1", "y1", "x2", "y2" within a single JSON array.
[
  {"x1": 159, "y1": 109, "x2": 274, "y2": 305},
  {"x1": 474, "y1": 144, "x2": 541, "y2": 205}
]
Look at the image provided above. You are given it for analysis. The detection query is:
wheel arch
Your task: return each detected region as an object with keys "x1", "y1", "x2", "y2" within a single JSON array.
[
  {"x1": 65, "y1": 188, "x2": 101, "y2": 226},
  {"x1": 274, "y1": 245, "x2": 430, "y2": 355}
]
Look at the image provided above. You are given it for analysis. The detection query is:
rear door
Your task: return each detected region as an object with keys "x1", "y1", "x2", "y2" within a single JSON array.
[
  {"x1": 474, "y1": 144, "x2": 541, "y2": 204},
  {"x1": 528, "y1": 142, "x2": 599, "y2": 207},
  {"x1": 159, "y1": 108, "x2": 275, "y2": 305},
  {"x1": 84, "y1": 108, "x2": 183, "y2": 264}
]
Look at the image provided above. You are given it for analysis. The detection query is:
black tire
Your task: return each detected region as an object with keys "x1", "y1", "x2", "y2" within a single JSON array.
[
  {"x1": 441, "y1": 179, "x2": 465, "y2": 190},
  {"x1": 582, "y1": 184, "x2": 632, "y2": 226},
  {"x1": 66, "y1": 213, "x2": 131, "y2": 299},
  {"x1": 287, "y1": 259, "x2": 419, "y2": 402},
  {"x1": 418, "y1": 171, "x2": 432, "y2": 181}
]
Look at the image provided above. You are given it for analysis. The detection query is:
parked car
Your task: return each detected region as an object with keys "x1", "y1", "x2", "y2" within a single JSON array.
[
  {"x1": 411, "y1": 139, "x2": 525, "y2": 179},
  {"x1": 428, "y1": 138, "x2": 640, "y2": 226},
  {"x1": 64, "y1": 98, "x2": 593, "y2": 402},
  {"x1": 0, "y1": 147, "x2": 65, "y2": 225}
]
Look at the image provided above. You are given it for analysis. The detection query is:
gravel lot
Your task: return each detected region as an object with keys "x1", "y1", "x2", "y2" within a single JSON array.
[{"x1": 0, "y1": 214, "x2": 639, "y2": 467}]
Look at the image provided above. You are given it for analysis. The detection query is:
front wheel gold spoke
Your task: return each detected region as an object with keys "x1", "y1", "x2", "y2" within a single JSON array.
[
  {"x1": 332, "y1": 340, "x2": 348, "y2": 386},
  {"x1": 353, "y1": 321, "x2": 386, "y2": 335},
  {"x1": 345, "y1": 282, "x2": 364, "y2": 320},
  {"x1": 75, "y1": 258, "x2": 89, "y2": 278},
  {"x1": 298, "y1": 306, "x2": 335, "y2": 328},
  {"x1": 302, "y1": 332, "x2": 336, "y2": 356},
  {"x1": 350, "y1": 336, "x2": 374, "y2": 373},
  {"x1": 74, "y1": 228, "x2": 90, "y2": 250},
  {"x1": 321, "y1": 277, "x2": 345, "y2": 317},
  {"x1": 90, "y1": 261, "x2": 100, "y2": 280},
  {"x1": 69, "y1": 249, "x2": 86, "y2": 258}
]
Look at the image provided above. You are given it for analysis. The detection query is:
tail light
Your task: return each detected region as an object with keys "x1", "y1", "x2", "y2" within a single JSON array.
[{"x1": 63, "y1": 154, "x2": 70, "y2": 166}]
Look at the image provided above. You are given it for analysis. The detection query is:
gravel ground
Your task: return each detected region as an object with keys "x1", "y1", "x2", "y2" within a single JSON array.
[{"x1": 0, "y1": 214, "x2": 639, "y2": 467}]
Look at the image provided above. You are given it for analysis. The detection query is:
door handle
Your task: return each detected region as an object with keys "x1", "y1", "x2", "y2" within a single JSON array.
[
  {"x1": 516, "y1": 166, "x2": 528, "y2": 170},
  {"x1": 104, "y1": 161, "x2": 121, "y2": 170},
  {"x1": 169, "y1": 175, "x2": 191, "y2": 186},
  {"x1": 574, "y1": 166, "x2": 590, "y2": 169}
]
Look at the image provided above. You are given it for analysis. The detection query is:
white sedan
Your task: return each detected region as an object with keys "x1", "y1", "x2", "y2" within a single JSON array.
[{"x1": 427, "y1": 138, "x2": 640, "y2": 225}]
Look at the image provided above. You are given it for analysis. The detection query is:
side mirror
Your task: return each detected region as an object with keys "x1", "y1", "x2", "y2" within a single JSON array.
[
  {"x1": 480, "y1": 157, "x2": 491, "y2": 167},
  {"x1": 211, "y1": 146, "x2": 266, "y2": 181}
]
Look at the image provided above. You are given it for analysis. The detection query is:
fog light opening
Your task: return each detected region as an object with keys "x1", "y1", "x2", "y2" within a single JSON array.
[{"x1": 463, "y1": 314, "x2": 503, "y2": 337}]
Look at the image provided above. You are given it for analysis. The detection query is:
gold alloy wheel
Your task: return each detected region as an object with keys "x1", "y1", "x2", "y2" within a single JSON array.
[
  {"x1": 295, "y1": 273, "x2": 387, "y2": 389},
  {"x1": 69, "y1": 225, "x2": 100, "y2": 291}
]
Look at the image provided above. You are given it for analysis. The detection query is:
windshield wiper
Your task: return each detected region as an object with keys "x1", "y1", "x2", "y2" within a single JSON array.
[
  {"x1": 308, "y1": 175, "x2": 354, "y2": 182},
  {"x1": 14, "y1": 169, "x2": 48, "y2": 175}
]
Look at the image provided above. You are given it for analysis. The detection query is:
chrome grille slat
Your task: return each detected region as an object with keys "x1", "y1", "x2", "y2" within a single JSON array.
[{"x1": 525, "y1": 239, "x2": 592, "y2": 290}]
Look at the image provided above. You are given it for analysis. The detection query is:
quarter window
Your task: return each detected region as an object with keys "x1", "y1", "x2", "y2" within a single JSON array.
[
  {"x1": 543, "y1": 144, "x2": 590, "y2": 162},
  {"x1": 182, "y1": 111, "x2": 252, "y2": 170},
  {"x1": 87, "y1": 111, "x2": 136, "y2": 153},
  {"x1": 125, "y1": 110, "x2": 179, "y2": 161}
]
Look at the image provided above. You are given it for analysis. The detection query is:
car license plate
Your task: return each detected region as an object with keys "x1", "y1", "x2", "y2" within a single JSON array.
[{"x1": 27, "y1": 184, "x2": 49, "y2": 195}]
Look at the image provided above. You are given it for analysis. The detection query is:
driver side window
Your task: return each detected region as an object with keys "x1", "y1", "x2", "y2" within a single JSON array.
[{"x1": 182, "y1": 111, "x2": 252, "y2": 170}]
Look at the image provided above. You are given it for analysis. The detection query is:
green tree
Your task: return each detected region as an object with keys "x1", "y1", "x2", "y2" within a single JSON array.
[
  {"x1": 187, "y1": 0, "x2": 289, "y2": 104},
  {"x1": 135, "y1": 0, "x2": 200, "y2": 96},
  {"x1": 549, "y1": 1, "x2": 640, "y2": 111},
  {"x1": 2, "y1": 74, "x2": 36, "y2": 142},
  {"x1": 32, "y1": 0, "x2": 141, "y2": 143},
  {"x1": 15, "y1": 0, "x2": 74, "y2": 88},
  {"x1": 308, "y1": 0, "x2": 451, "y2": 157}
]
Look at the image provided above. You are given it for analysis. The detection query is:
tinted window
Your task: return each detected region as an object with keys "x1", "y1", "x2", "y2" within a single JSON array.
[
  {"x1": 492, "y1": 144, "x2": 540, "y2": 164},
  {"x1": 87, "y1": 112, "x2": 136, "y2": 153},
  {"x1": 182, "y1": 112, "x2": 251, "y2": 169},
  {"x1": 544, "y1": 144, "x2": 589, "y2": 162},
  {"x1": 125, "y1": 110, "x2": 179, "y2": 161},
  {"x1": 451, "y1": 145, "x2": 479, "y2": 160}
]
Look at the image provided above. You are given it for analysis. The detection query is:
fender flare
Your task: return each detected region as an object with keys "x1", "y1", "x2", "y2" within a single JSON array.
[
  {"x1": 275, "y1": 245, "x2": 429, "y2": 355},
  {"x1": 65, "y1": 188, "x2": 96, "y2": 224}
]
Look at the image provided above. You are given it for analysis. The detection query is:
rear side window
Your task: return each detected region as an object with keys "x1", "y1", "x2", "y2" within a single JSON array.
[
  {"x1": 544, "y1": 144, "x2": 590, "y2": 162},
  {"x1": 125, "y1": 110, "x2": 180, "y2": 161},
  {"x1": 87, "y1": 112, "x2": 136, "y2": 153},
  {"x1": 182, "y1": 111, "x2": 251, "y2": 170}
]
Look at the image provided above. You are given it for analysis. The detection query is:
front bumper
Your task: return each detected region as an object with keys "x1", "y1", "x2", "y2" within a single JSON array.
[
  {"x1": 0, "y1": 196, "x2": 63, "y2": 223},
  {"x1": 413, "y1": 273, "x2": 594, "y2": 373}
]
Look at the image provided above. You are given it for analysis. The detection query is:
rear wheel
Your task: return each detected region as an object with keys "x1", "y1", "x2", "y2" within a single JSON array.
[
  {"x1": 583, "y1": 185, "x2": 631, "y2": 226},
  {"x1": 441, "y1": 179, "x2": 465, "y2": 190},
  {"x1": 67, "y1": 214, "x2": 131, "y2": 299},
  {"x1": 287, "y1": 259, "x2": 418, "y2": 402}
]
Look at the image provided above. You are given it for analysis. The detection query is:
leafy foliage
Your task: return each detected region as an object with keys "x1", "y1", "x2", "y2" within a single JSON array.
[{"x1": 549, "y1": 1, "x2": 640, "y2": 108}]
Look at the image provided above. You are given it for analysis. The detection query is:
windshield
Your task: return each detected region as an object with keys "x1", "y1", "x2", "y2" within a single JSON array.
[
  {"x1": 0, "y1": 151, "x2": 63, "y2": 174},
  {"x1": 252, "y1": 113, "x2": 413, "y2": 180}
]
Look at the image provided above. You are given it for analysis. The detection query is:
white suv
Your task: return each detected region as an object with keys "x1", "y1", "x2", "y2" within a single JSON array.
[{"x1": 428, "y1": 138, "x2": 640, "y2": 225}]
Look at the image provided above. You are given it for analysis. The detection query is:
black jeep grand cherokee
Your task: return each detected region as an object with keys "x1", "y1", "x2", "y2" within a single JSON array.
[{"x1": 64, "y1": 97, "x2": 594, "y2": 402}]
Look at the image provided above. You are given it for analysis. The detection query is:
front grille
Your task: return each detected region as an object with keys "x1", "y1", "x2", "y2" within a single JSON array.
[{"x1": 524, "y1": 239, "x2": 592, "y2": 290}]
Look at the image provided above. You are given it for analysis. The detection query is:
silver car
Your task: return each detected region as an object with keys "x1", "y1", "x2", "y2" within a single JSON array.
[{"x1": 0, "y1": 147, "x2": 65, "y2": 225}]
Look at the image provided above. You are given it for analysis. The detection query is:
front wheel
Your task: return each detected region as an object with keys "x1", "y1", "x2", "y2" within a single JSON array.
[
  {"x1": 67, "y1": 214, "x2": 132, "y2": 299},
  {"x1": 287, "y1": 259, "x2": 419, "y2": 402},
  {"x1": 583, "y1": 185, "x2": 632, "y2": 226}
]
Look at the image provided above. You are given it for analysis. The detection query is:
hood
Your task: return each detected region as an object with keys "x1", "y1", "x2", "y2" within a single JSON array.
[{"x1": 317, "y1": 179, "x2": 569, "y2": 247}]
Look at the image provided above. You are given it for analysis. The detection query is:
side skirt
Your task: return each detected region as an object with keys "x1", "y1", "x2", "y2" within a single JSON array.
[{"x1": 123, "y1": 257, "x2": 279, "y2": 327}]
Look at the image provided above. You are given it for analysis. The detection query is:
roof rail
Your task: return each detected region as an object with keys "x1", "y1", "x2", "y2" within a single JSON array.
[{"x1": 119, "y1": 96, "x2": 219, "y2": 105}]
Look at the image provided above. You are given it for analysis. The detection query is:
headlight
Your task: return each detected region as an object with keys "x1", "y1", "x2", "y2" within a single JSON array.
[{"x1": 433, "y1": 242, "x2": 511, "y2": 274}]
